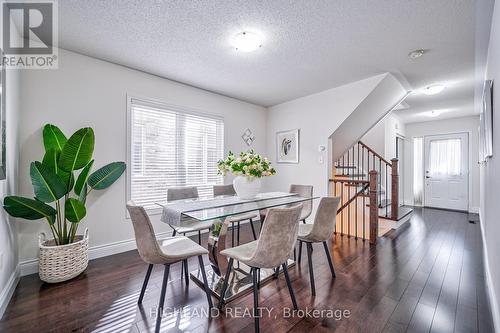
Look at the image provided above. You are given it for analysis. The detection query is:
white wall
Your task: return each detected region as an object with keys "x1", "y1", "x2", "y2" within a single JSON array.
[
  {"x1": 17, "y1": 48, "x2": 267, "y2": 268},
  {"x1": 360, "y1": 112, "x2": 406, "y2": 161},
  {"x1": 384, "y1": 113, "x2": 406, "y2": 161},
  {"x1": 403, "y1": 116, "x2": 480, "y2": 213},
  {"x1": 265, "y1": 74, "x2": 386, "y2": 211},
  {"x1": 0, "y1": 66, "x2": 21, "y2": 316},
  {"x1": 479, "y1": 0, "x2": 500, "y2": 329}
]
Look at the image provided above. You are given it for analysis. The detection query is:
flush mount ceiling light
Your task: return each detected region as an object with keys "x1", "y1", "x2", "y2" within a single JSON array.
[
  {"x1": 408, "y1": 49, "x2": 425, "y2": 59},
  {"x1": 421, "y1": 84, "x2": 445, "y2": 95},
  {"x1": 232, "y1": 31, "x2": 263, "y2": 52}
]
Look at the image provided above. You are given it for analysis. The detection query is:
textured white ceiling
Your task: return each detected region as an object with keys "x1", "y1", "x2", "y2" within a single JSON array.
[{"x1": 56, "y1": 0, "x2": 475, "y2": 117}]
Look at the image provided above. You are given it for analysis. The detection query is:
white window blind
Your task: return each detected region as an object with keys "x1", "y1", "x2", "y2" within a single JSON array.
[{"x1": 129, "y1": 98, "x2": 224, "y2": 210}]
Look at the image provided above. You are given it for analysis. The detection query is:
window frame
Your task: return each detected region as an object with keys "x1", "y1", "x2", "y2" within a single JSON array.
[{"x1": 126, "y1": 94, "x2": 225, "y2": 215}]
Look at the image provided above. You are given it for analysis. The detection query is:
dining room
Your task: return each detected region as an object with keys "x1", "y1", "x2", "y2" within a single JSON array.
[{"x1": 0, "y1": 1, "x2": 498, "y2": 333}]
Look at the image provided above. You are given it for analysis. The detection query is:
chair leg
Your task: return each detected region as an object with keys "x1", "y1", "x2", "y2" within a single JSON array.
[
  {"x1": 249, "y1": 218, "x2": 257, "y2": 240},
  {"x1": 274, "y1": 266, "x2": 280, "y2": 278},
  {"x1": 237, "y1": 221, "x2": 241, "y2": 245},
  {"x1": 302, "y1": 219, "x2": 306, "y2": 224},
  {"x1": 252, "y1": 267, "x2": 260, "y2": 333},
  {"x1": 198, "y1": 255, "x2": 213, "y2": 311},
  {"x1": 282, "y1": 263, "x2": 298, "y2": 310},
  {"x1": 294, "y1": 247, "x2": 296, "y2": 261},
  {"x1": 231, "y1": 222, "x2": 235, "y2": 247},
  {"x1": 218, "y1": 258, "x2": 234, "y2": 309},
  {"x1": 138, "y1": 264, "x2": 154, "y2": 304},
  {"x1": 323, "y1": 241, "x2": 336, "y2": 278},
  {"x1": 155, "y1": 264, "x2": 170, "y2": 333},
  {"x1": 183, "y1": 259, "x2": 189, "y2": 285},
  {"x1": 298, "y1": 240, "x2": 303, "y2": 264},
  {"x1": 172, "y1": 230, "x2": 177, "y2": 237},
  {"x1": 306, "y1": 243, "x2": 316, "y2": 296},
  {"x1": 198, "y1": 230, "x2": 202, "y2": 245},
  {"x1": 257, "y1": 268, "x2": 261, "y2": 289}
]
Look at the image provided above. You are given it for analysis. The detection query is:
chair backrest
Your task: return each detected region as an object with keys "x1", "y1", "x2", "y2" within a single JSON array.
[
  {"x1": 248, "y1": 204, "x2": 302, "y2": 269},
  {"x1": 213, "y1": 184, "x2": 236, "y2": 196},
  {"x1": 126, "y1": 201, "x2": 166, "y2": 264},
  {"x1": 307, "y1": 197, "x2": 341, "y2": 242},
  {"x1": 167, "y1": 186, "x2": 199, "y2": 201},
  {"x1": 290, "y1": 184, "x2": 313, "y2": 220}
]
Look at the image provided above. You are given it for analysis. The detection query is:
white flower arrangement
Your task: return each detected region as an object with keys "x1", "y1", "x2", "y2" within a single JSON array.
[{"x1": 217, "y1": 150, "x2": 276, "y2": 178}]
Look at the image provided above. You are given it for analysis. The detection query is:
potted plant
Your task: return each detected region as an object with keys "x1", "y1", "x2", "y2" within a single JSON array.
[
  {"x1": 3, "y1": 124, "x2": 126, "y2": 283},
  {"x1": 217, "y1": 150, "x2": 276, "y2": 199}
]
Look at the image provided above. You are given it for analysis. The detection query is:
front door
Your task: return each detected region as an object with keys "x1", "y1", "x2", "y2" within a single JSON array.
[{"x1": 424, "y1": 133, "x2": 468, "y2": 211}]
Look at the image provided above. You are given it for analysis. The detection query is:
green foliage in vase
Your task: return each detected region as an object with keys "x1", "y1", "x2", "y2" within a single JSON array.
[{"x1": 3, "y1": 124, "x2": 126, "y2": 245}]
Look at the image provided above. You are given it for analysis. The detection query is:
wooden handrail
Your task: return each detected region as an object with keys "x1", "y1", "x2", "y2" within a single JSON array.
[
  {"x1": 336, "y1": 183, "x2": 369, "y2": 214},
  {"x1": 358, "y1": 140, "x2": 392, "y2": 166}
]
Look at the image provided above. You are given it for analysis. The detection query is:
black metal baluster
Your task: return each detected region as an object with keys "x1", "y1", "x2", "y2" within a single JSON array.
[
  {"x1": 357, "y1": 143, "x2": 360, "y2": 181},
  {"x1": 379, "y1": 159, "x2": 382, "y2": 208},
  {"x1": 347, "y1": 149, "x2": 350, "y2": 176}
]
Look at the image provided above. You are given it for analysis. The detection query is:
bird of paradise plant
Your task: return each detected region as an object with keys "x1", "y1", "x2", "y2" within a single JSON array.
[{"x1": 3, "y1": 124, "x2": 126, "y2": 245}]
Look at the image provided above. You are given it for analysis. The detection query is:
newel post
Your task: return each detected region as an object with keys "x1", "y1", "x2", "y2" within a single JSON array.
[
  {"x1": 391, "y1": 158, "x2": 399, "y2": 220},
  {"x1": 369, "y1": 170, "x2": 378, "y2": 244}
]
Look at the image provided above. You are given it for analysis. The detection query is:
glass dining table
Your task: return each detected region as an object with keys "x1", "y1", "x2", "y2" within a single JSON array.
[{"x1": 157, "y1": 192, "x2": 318, "y2": 303}]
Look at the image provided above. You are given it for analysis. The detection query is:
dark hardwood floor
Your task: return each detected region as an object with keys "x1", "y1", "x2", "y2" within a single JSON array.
[{"x1": 0, "y1": 208, "x2": 495, "y2": 333}]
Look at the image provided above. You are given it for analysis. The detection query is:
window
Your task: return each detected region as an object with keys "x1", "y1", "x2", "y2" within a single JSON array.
[
  {"x1": 413, "y1": 137, "x2": 423, "y2": 206},
  {"x1": 128, "y1": 98, "x2": 224, "y2": 210},
  {"x1": 428, "y1": 138, "x2": 461, "y2": 176}
]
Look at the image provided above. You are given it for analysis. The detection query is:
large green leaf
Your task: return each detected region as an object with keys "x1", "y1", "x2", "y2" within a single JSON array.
[
  {"x1": 42, "y1": 148, "x2": 60, "y2": 174},
  {"x1": 88, "y1": 162, "x2": 126, "y2": 190},
  {"x1": 42, "y1": 149, "x2": 74, "y2": 193},
  {"x1": 79, "y1": 183, "x2": 88, "y2": 204},
  {"x1": 3, "y1": 196, "x2": 56, "y2": 221},
  {"x1": 59, "y1": 170, "x2": 74, "y2": 194},
  {"x1": 74, "y1": 160, "x2": 94, "y2": 195},
  {"x1": 30, "y1": 161, "x2": 67, "y2": 203},
  {"x1": 43, "y1": 124, "x2": 67, "y2": 152},
  {"x1": 58, "y1": 128, "x2": 95, "y2": 172},
  {"x1": 65, "y1": 198, "x2": 86, "y2": 223}
]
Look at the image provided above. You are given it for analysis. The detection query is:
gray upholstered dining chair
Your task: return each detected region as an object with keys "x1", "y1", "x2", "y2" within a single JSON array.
[
  {"x1": 296, "y1": 196, "x2": 341, "y2": 296},
  {"x1": 259, "y1": 184, "x2": 313, "y2": 224},
  {"x1": 126, "y1": 201, "x2": 213, "y2": 333},
  {"x1": 213, "y1": 184, "x2": 259, "y2": 244},
  {"x1": 167, "y1": 186, "x2": 213, "y2": 280},
  {"x1": 218, "y1": 205, "x2": 302, "y2": 333},
  {"x1": 167, "y1": 186, "x2": 211, "y2": 243}
]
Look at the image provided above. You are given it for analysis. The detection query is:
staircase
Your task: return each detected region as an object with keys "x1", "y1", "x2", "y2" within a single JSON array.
[{"x1": 330, "y1": 140, "x2": 413, "y2": 244}]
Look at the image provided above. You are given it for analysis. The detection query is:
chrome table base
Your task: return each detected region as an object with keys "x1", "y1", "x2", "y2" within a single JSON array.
[{"x1": 190, "y1": 259, "x2": 296, "y2": 303}]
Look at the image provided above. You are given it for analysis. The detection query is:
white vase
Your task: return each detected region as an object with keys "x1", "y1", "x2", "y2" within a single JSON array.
[{"x1": 233, "y1": 176, "x2": 261, "y2": 200}]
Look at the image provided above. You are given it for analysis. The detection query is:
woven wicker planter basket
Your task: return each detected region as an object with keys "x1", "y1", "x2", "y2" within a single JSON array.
[{"x1": 38, "y1": 229, "x2": 89, "y2": 283}]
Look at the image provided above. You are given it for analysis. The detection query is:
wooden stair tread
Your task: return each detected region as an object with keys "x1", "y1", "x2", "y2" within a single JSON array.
[{"x1": 335, "y1": 165, "x2": 357, "y2": 169}]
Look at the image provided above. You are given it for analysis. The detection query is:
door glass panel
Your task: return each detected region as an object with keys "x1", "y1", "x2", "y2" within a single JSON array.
[{"x1": 428, "y1": 139, "x2": 461, "y2": 176}]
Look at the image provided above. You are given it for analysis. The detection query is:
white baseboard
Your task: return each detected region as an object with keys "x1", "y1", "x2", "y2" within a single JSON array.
[
  {"x1": 0, "y1": 266, "x2": 20, "y2": 319},
  {"x1": 469, "y1": 206, "x2": 480, "y2": 214},
  {"x1": 478, "y1": 211, "x2": 500, "y2": 332},
  {"x1": 19, "y1": 230, "x2": 174, "y2": 277}
]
